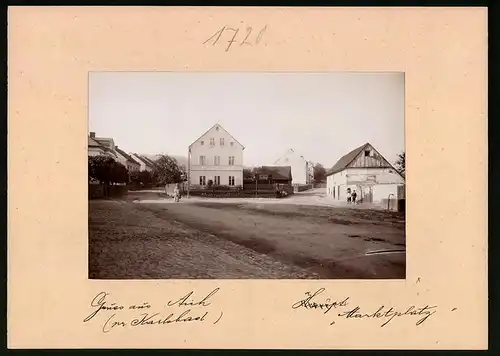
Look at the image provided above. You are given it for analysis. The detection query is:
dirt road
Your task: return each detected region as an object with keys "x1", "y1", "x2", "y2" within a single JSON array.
[{"x1": 89, "y1": 195, "x2": 405, "y2": 279}]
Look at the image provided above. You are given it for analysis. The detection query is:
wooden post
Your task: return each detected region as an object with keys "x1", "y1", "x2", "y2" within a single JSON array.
[
  {"x1": 255, "y1": 174, "x2": 258, "y2": 198},
  {"x1": 187, "y1": 147, "x2": 190, "y2": 199}
]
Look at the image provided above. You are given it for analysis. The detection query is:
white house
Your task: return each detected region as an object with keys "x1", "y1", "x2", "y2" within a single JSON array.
[
  {"x1": 115, "y1": 146, "x2": 141, "y2": 172},
  {"x1": 130, "y1": 153, "x2": 154, "y2": 172},
  {"x1": 274, "y1": 149, "x2": 314, "y2": 186},
  {"x1": 188, "y1": 123, "x2": 245, "y2": 188},
  {"x1": 88, "y1": 132, "x2": 118, "y2": 160},
  {"x1": 326, "y1": 142, "x2": 405, "y2": 205}
]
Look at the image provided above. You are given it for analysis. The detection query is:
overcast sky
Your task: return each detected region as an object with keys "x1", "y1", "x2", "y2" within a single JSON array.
[{"x1": 89, "y1": 72, "x2": 404, "y2": 168}]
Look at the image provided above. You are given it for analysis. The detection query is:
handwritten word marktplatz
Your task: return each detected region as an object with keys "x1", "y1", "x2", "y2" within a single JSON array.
[{"x1": 292, "y1": 288, "x2": 438, "y2": 328}]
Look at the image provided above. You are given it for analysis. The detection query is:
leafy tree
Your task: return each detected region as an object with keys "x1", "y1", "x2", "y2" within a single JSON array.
[
  {"x1": 88, "y1": 155, "x2": 128, "y2": 196},
  {"x1": 243, "y1": 167, "x2": 259, "y2": 179},
  {"x1": 129, "y1": 170, "x2": 153, "y2": 188},
  {"x1": 313, "y1": 163, "x2": 327, "y2": 183},
  {"x1": 395, "y1": 152, "x2": 405, "y2": 175},
  {"x1": 110, "y1": 161, "x2": 129, "y2": 184},
  {"x1": 151, "y1": 155, "x2": 186, "y2": 186}
]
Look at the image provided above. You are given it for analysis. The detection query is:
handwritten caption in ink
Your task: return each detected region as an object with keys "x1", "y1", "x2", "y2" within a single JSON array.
[
  {"x1": 292, "y1": 288, "x2": 440, "y2": 328},
  {"x1": 83, "y1": 289, "x2": 223, "y2": 333}
]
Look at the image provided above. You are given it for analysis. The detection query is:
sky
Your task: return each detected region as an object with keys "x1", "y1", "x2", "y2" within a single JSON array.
[{"x1": 89, "y1": 72, "x2": 404, "y2": 169}]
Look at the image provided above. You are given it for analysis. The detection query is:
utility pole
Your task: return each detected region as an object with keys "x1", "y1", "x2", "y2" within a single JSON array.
[{"x1": 187, "y1": 147, "x2": 191, "y2": 199}]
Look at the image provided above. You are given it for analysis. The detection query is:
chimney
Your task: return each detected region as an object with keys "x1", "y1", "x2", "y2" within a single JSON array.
[{"x1": 89, "y1": 132, "x2": 95, "y2": 138}]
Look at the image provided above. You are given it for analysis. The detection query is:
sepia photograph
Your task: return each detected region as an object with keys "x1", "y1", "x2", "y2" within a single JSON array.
[{"x1": 88, "y1": 72, "x2": 406, "y2": 280}]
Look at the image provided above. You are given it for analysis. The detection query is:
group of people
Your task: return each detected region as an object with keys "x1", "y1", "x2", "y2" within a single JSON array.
[{"x1": 347, "y1": 189, "x2": 358, "y2": 204}]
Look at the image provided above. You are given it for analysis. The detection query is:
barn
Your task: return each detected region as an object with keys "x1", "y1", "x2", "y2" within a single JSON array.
[{"x1": 326, "y1": 143, "x2": 405, "y2": 208}]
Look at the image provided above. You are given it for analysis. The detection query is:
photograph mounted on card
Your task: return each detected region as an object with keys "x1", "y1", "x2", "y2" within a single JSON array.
[
  {"x1": 88, "y1": 71, "x2": 406, "y2": 281},
  {"x1": 7, "y1": 6, "x2": 487, "y2": 350}
]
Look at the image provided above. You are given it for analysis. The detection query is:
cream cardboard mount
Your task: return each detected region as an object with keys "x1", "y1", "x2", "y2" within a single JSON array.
[{"x1": 7, "y1": 6, "x2": 487, "y2": 349}]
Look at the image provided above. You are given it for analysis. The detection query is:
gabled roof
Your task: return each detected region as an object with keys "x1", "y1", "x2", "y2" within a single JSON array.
[
  {"x1": 257, "y1": 166, "x2": 292, "y2": 180},
  {"x1": 143, "y1": 156, "x2": 156, "y2": 165},
  {"x1": 274, "y1": 148, "x2": 309, "y2": 165},
  {"x1": 188, "y1": 123, "x2": 245, "y2": 150},
  {"x1": 88, "y1": 136, "x2": 117, "y2": 158},
  {"x1": 93, "y1": 137, "x2": 115, "y2": 147},
  {"x1": 115, "y1": 147, "x2": 140, "y2": 165},
  {"x1": 132, "y1": 153, "x2": 155, "y2": 168},
  {"x1": 327, "y1": 143, "x2": 369, "y2": 176},
  {"x1": 88, "y1": 136, "x2": 103, "y2": 148},
  {"x1": 326, "y1": 142, "x2": 403, "y2": 178}
]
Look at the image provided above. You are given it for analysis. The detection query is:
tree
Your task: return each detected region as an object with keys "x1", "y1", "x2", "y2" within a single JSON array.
[
  {"x1": 243, "y1": 167, "x2": 258, "y2": 179},
  {"x1": 110, "y1": 161, "x2": 129, "y2": 184},
  {"x1": 313, "y1": 163, "x2": 327, "y2": 183},
  {"x1": 130, "y1": 170, "x2": 153, "y2": 188},
  {"x1": 395, "y1": 151, "x2": 405, "y2": 175},
  {"x1": 151, "y1": 155, "x2": 186, "y2": 186},
  {"x1": 88, "y1": 155, "x2": 128, "y2": 196}
]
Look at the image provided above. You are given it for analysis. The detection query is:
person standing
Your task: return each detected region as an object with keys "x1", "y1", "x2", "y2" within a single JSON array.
[
  {"x1": 173, "y1": 184, "x2": 180, "y2": 203},
  {"x1": 351, "y1": 190, "x2": 357, "y2": 204},
  {"x1": 347, "y1": 189, "x2": 351, "y2": 203}
]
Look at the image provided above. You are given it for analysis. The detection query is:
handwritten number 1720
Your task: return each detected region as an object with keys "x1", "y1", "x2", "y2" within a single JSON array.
[{"x1": 203, "y1": 25, "x2": 268, "y2": 51}]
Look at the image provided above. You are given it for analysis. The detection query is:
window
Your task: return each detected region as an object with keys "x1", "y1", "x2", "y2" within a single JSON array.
[
  {"x1": 229, "y1": 176, "x2": 235, "y2": 186},
  {"x1": 199, "y1": 155, "x2": 206, "y2": 165},
  {"x1": 199, "y1": 176, "x2": 206, "y2": 186},
  {"x1": 214, "y1": 156, "x2": 220, "y2": 165},
  {"x1": 220, "y1": 138, "x2": 224, "y2": 146},
  {"x1": 229, "y1": 156, "x2": 235, "y2": 165},
  {"x1": 214, "y1": 176, "x2": 220, "y2": 185},
  {"x1": 230, "y1": 142, "x2": 234, "y2": 147},
  {"x1": 201, "y1": 140, "x2": 204, "y2": 146},
  {"x1": 364, "y1": 150, "x2": 371, "y2": 157},
  {"x1": 210, "y1": 138, "x2": 215, "y2": 146},
  {"x1": 216, "y1": 126, "x2": 219, "y2": 131}
]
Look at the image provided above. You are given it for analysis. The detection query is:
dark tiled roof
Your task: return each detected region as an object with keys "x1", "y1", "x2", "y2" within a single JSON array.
[
  {"x1": 326, "y1": 143, "x2": 370, "y2": 176},
  {"x1": 257, "y1": 166, "x2": 292, "y2": 180},
  {"x1": 88, "y1": 137, "x2": 103, "y2": 148},
  {"x1": 141, "y1": 155, "x2": 156, "y2": 166},
  {"x1": 115, "y1": 147, "x2": 140, "y2": 165},
  {"x1": 134, "y1": 154, "x2": 155, "y2": 167}
]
